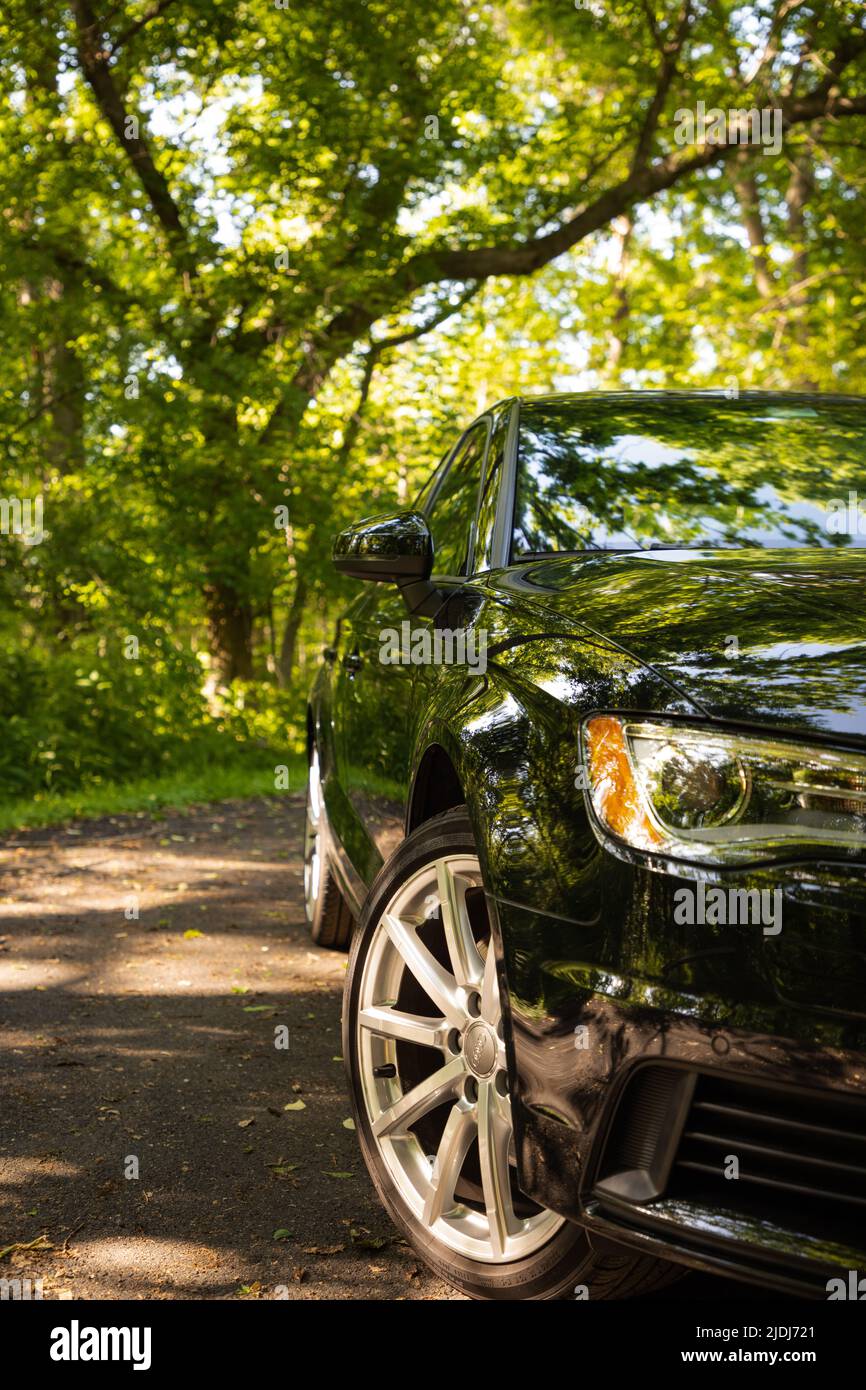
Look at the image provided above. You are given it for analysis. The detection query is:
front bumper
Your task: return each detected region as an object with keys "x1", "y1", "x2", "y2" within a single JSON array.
[{"x1": 494, "y1": 863, "x2": 866, "y2": 1296}]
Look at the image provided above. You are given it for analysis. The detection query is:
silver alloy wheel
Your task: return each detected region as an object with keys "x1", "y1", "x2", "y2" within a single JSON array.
[
  {"x1": 304, "y1": 746, "x2": 323, "y2": 922},
  {"x1": 357, "y1": 853, "x2": 565, "y2": 1263}
]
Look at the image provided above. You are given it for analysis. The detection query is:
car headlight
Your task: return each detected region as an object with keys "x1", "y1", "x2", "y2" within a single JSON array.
[{"x1": 580, "y1": 715, "x2": 866, "y2": 865}]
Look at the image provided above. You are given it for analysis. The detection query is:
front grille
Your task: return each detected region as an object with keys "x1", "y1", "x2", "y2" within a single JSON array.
[{"x1": 670, "y1": 1073, "x2": 866, "y2": 1244}]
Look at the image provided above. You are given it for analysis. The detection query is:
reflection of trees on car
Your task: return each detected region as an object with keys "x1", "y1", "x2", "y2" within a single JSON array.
[{"x1": 514, "y1": 398, "x2": 866, "y2": 555}]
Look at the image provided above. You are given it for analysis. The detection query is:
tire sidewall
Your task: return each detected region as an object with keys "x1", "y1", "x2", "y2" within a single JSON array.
[
  {"x1": 303, "y1": 749, "x2": 319, "y2": 930},
  {"x1": 305, "y1": 744, "x2": 344, "y2": 944}
]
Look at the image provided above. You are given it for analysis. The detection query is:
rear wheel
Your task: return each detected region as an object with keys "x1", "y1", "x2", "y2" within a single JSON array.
[
  {"x1": 304, "y1": 743, "x2": 352, "y2": 949},
  {"x1": 344, "y1": 806, "x2": 681, "y2": 1299}
]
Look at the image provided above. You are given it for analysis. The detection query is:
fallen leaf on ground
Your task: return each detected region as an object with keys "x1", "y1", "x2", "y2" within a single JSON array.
[
  {"x1": 0, "y1": 1235, "x2": 52, "y2": 1261},
  {"x1": 351, "y1": 1233, "x2": 392, "y2": 1251}
]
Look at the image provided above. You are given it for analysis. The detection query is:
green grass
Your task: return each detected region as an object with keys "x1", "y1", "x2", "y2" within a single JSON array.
[{"x1": 0, "y1": 753, "x2": 308, "y2": 833}]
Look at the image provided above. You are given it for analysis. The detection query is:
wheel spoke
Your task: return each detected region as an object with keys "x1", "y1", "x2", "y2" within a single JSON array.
[
  {"x1": 436, "y1": 861, "x2": 484, "y2": 992},
  {"x1": 372, "y1": 1055, "x2": 465, "y2": 1138},
  {"x1": 422, "y1": 1102, "x2": 476, "y2": 1227},
  {"x1": 381, "y1": 912, "x2": 464, "y2": 1027},
  {"x1": 477, "y1": 1079, "x2": 515, "y2": 1258},
  {"x1": 358, "y1": 1005, "x2": 449, "y2": 1050},
  {"x1": 480, "y1": 937, "x2": 501, "y2": 1026}
]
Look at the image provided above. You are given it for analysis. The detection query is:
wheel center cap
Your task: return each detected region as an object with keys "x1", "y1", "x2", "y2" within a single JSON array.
[{"x1": 463, "y1": 1020, "x2": 497, "y2": 1078}]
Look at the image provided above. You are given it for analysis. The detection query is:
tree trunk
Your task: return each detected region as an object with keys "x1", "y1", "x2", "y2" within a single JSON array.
[
  {"x1": 277, "y1": 573, "x2": 308, "y2": 688},
  {"x1": 732, "y1": 158, "x2": 774, "y2": 300},
  {"x1": 205, "y1": 580, "x2": 255, "y2": 685},
  {"x1": 785, "y1": 151, "x2": 813, "y2": 324},
  {"x1": 605, "y1": 215, "x2": 633, "y2": 375},
  {"x1": 784, "y1": 142, "x2": 816, "y2": 387},
  {"x1": 23, "y1": 27, "x2": 86, "y2": 476},
  {"x1": 41, "y1": 279, "x2": 86, "y2": 474}
]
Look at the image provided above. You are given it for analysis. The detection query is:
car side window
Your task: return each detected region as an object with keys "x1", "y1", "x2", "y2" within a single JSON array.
[
  {"x1": 474, "y1": 415, "x2": 506, "y2": 571},
  {"x1": 413, "y1": 444, "x2": 454, "y2": 514},
  {"x1": 426, "y1": 422, "x2": 489, "y2": 576}
]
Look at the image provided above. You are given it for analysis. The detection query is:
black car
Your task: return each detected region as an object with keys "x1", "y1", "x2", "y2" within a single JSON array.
[{"x1": 305, "y1": 391, "x2": 866, "y2": 1300}]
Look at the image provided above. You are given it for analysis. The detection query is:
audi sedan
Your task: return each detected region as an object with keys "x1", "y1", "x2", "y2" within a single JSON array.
[{"x1": 305, "y1": 391, "x2": 866, "y2": 1300}]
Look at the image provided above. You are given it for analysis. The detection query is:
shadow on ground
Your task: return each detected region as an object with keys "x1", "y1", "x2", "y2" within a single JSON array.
[
  {"x1": 0, "y1": 796, "x2": 457, "y2": 1299},
  {"x1": 0, "y1": 795, "x2": 758, "y2": 1301}
]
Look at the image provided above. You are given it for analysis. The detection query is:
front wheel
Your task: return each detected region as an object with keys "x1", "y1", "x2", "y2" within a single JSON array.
[{"x1": 343, "y1": 806, "x2": 681, "y2": 1299}]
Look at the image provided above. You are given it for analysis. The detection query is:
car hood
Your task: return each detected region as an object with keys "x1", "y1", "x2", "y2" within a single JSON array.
[{"x1": 500, "y1": 548, "x2": 866, "y2": 743}]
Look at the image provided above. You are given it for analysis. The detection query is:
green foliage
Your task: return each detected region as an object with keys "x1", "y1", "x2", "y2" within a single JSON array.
[
  {"x1": 0, "y1": 639, "x2": 217, "y2": 797},
  {"x1": 0, "y1": 755, "x2": 305, "y2": 835},
  {"x1": 213, "y1": 680, "x2": 306, "y2": 752},
  {"x1": 0, "y1": 0, "x2": 864, "y2": 821}
]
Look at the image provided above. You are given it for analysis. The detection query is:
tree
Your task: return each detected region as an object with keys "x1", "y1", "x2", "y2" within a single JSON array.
[{"x1": 1, "y1": 0, "x2": 865, "y2": 691}]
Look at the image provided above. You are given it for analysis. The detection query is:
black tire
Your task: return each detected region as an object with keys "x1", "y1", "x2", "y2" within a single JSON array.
[
  {"x1": 344, "y1": 805, "x2": 681, "y2": 1299},
  {"x1": 304, "y1": 742, "x2": 353, "y2": 950}
]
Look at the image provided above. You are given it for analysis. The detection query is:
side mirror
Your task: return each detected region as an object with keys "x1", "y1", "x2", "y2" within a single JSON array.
[{"x1": 332, "y1": 511, "x2": 442, "y2": 617}]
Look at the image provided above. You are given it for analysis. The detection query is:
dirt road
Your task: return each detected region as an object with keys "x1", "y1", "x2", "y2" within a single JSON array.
[
  {"x1": 0, "y1": 796, "x2": 457, "y2": 1299},
  {"x1": 0, "y1": 796, "x2": 757, "y2": 1301}
]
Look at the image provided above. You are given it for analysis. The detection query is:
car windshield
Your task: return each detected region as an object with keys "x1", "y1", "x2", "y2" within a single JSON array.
[{"x1": 513, "y1": 396, "x2": 866, "y2": 556}]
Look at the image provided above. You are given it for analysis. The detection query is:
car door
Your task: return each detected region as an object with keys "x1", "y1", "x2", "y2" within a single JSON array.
[{"x1": 329, "y1": 417, "x2": 494, "y2": 887}]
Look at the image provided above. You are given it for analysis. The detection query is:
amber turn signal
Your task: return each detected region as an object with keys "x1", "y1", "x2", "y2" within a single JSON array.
[{"x1": 583, "y1": 715, "x2": 661, "y2": 848}]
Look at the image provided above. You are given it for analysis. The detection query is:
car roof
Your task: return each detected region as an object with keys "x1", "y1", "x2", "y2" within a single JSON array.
[{"x1": 506, "y1": 388, "x2": 866, "y2": 410}]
